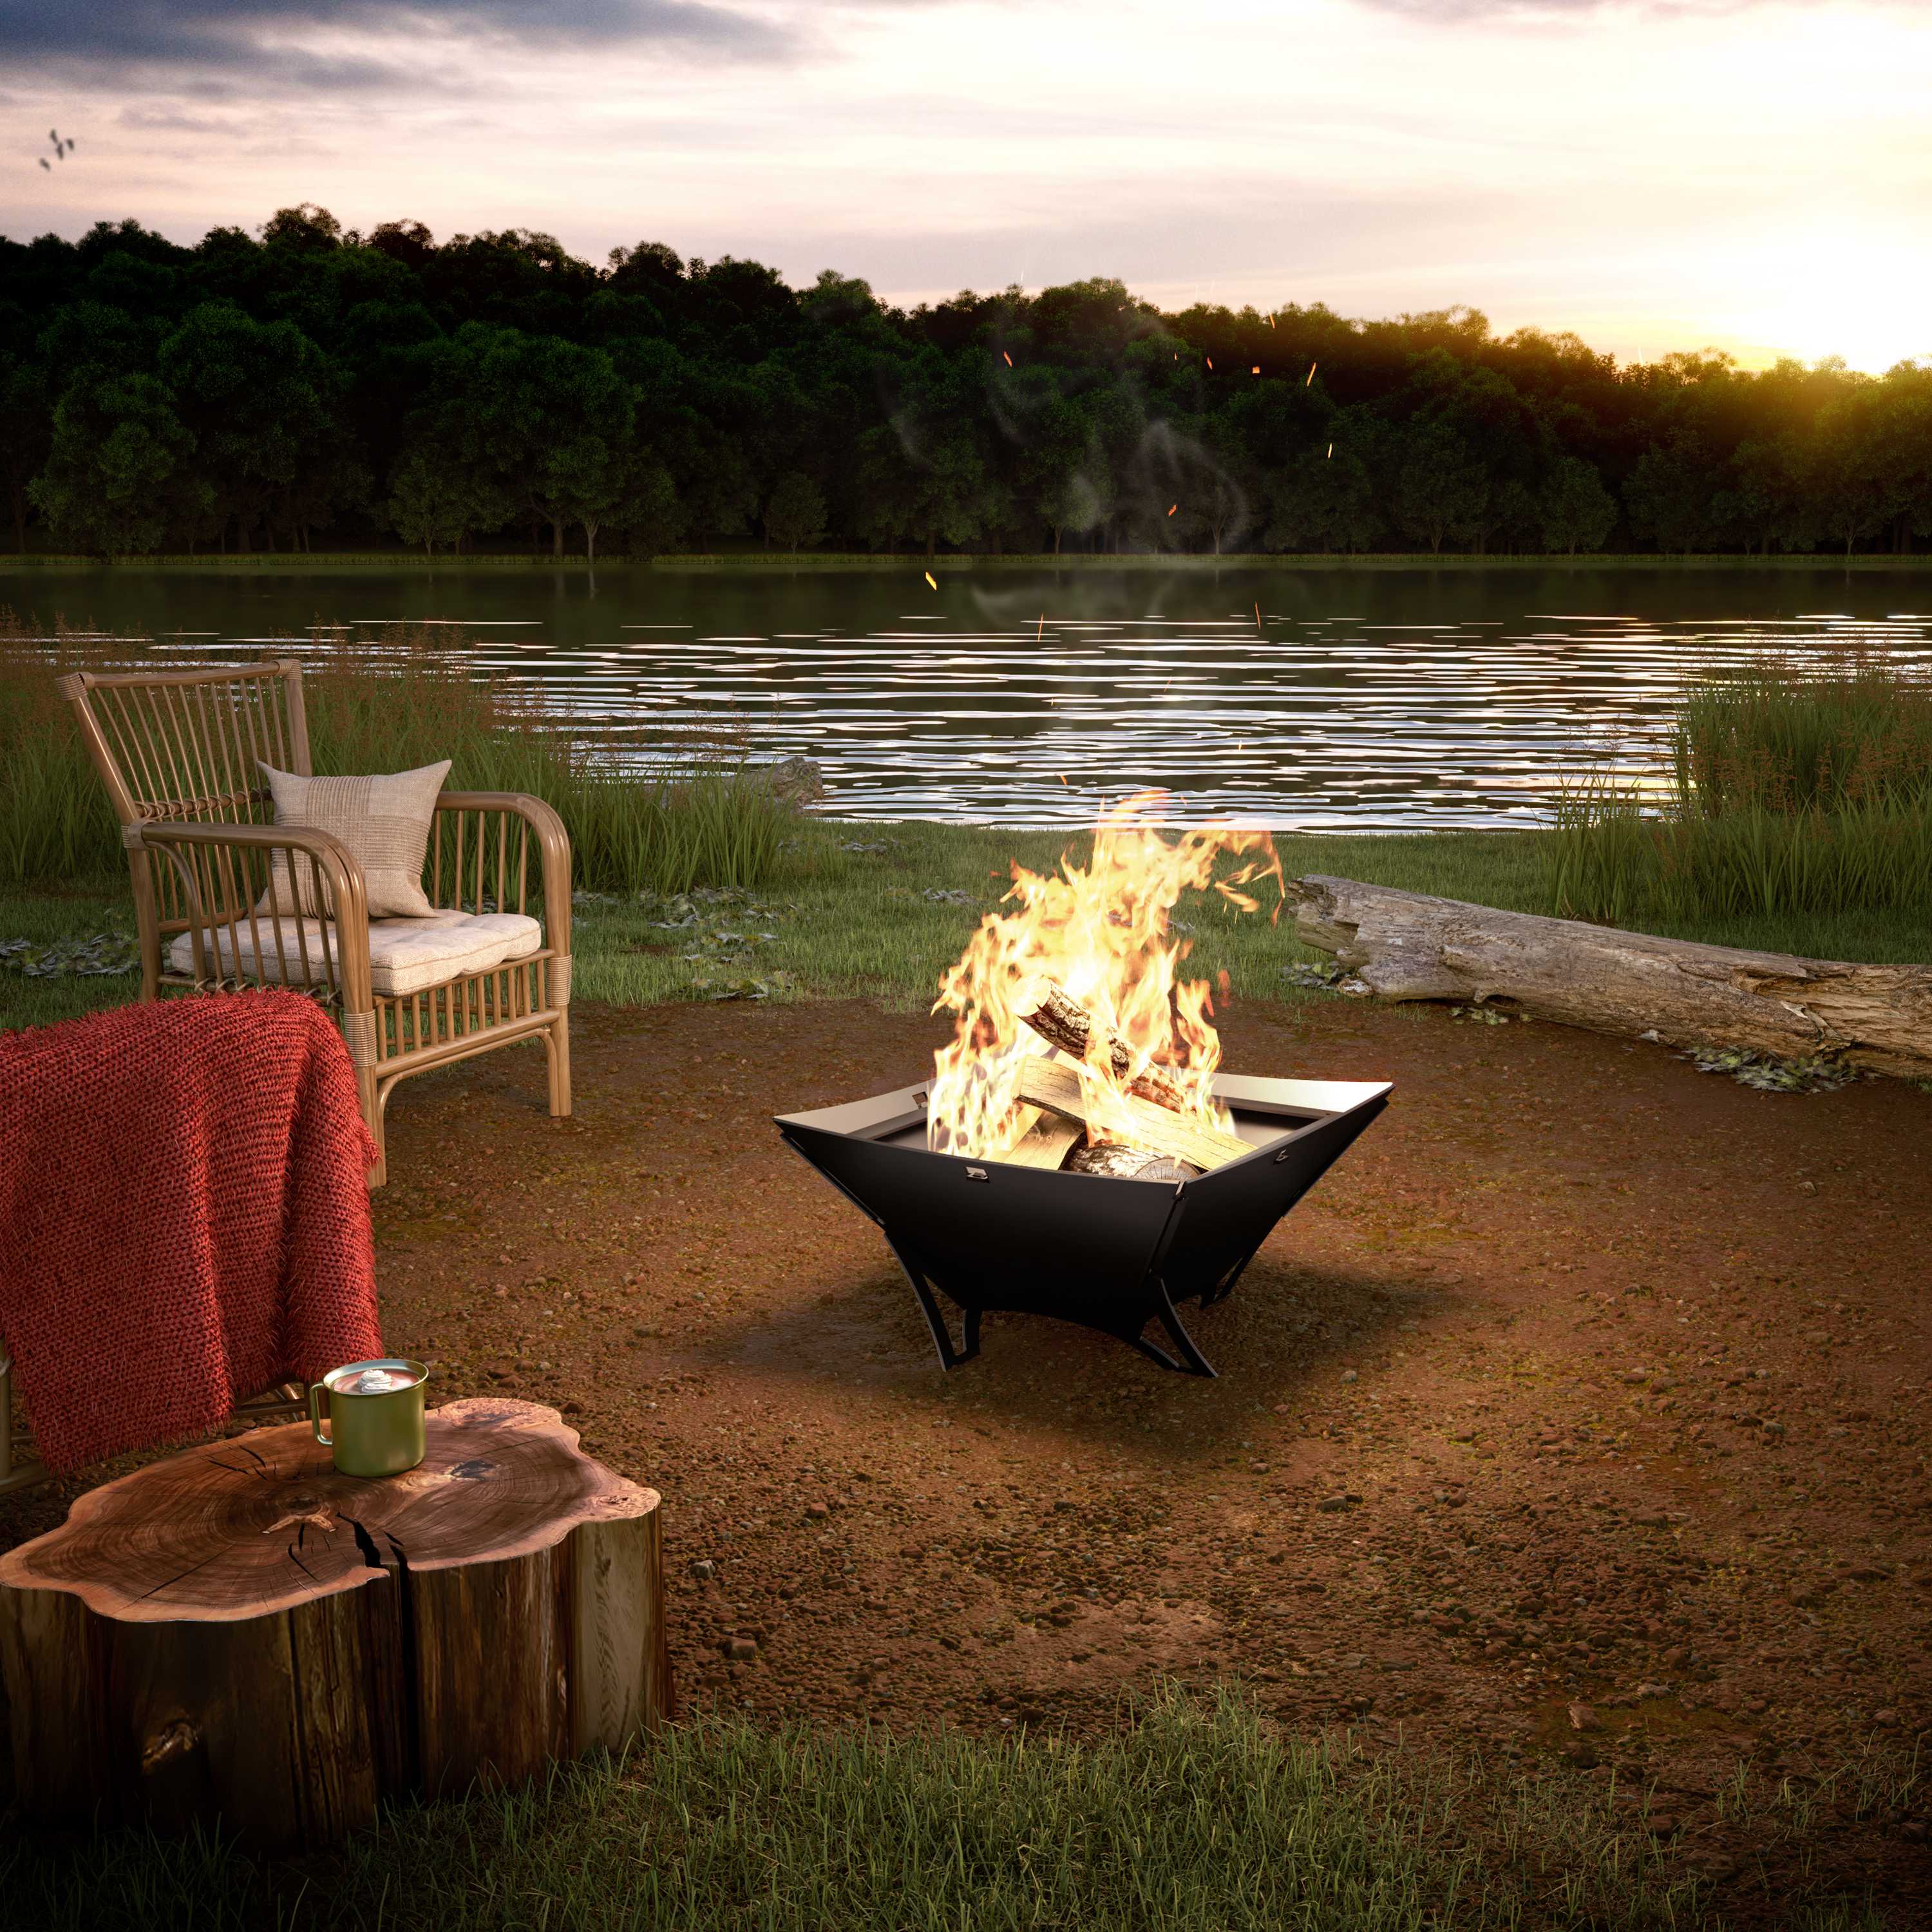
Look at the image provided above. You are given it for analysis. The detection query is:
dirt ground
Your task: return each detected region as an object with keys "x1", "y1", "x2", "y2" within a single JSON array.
[{"x1": 5, "y1": 991, "x2": 1929, "y2": 1909}]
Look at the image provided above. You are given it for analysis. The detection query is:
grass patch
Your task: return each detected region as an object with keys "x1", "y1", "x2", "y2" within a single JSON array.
[
  {"x1": 1552, "y1": 655, "x2": 1932, "y2": 929},
  {"x1": 8, "y1": 817, "x2": 1928, "y2": 1037},
  {"x1": 1, "y1": 1687, "x2": 1892, "y2": 1932}
]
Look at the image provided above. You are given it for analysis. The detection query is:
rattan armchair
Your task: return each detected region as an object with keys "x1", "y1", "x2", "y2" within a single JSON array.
[{"x1": 59, "y1": 658, "x2": 573, "y2": 1188}]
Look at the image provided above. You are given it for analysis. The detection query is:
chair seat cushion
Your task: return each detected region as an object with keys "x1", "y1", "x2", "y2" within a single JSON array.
[{"x1": 169, "y1": 911, "x2": 544, "y2": 998}]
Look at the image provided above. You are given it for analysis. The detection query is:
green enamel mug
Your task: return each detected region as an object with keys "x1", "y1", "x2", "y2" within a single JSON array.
[{"x1": 309, "y1": 1358, "x2": 430, "y2": 1477}]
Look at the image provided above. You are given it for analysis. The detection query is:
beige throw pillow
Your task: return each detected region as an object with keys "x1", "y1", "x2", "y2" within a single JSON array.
[{"x1": 256, "y1": 759, "x2": 451, "y2": 918}]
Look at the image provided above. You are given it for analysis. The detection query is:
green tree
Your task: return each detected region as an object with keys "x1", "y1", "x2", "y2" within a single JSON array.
[
  {"x1": 1265, "y1": 445, "x2": 1380, "y2": 553},
  {"x1": 28, "y1": 371, "x2": 205, "y2": 554},
  {"x1": 762, "y1": 471, "x2": 826, "y2": 549},
  {"x1": 1622, "y1": 433, "x2": 1732, "y2": 553},
  {"x1": 0, "y1": 351, "x2": 52, "y2": 551},
  {"x1": 1392, "y1": 423, "x2": 1488, "y2": 553},
  {"x1": 157, "y1": 301, "x2": 348, "y2": 550},
  {"x1": 1536, "y1": 455, "x2": 1617, "y2": 554}
]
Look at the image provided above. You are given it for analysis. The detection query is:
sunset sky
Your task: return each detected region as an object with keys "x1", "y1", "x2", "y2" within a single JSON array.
[{"x1": 4, "y1": 0, "x2": 1929, "y2": 372}]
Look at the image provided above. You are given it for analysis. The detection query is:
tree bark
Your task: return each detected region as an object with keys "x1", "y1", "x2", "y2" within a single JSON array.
[
  {"x1": 1284, "y1": 874, "x2": 1932, "y2": 1078},
  {"x1": 0, "y1": 1398, "x2": 669, "y2": 1852}
]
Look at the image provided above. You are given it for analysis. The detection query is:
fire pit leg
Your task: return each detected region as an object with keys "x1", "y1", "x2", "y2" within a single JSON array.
[
  {"x1": 1147, "y1": 1276, "x2": 1217, "y2": 1378},
  {"x1": 885, "y1": 1232, "x2": 981, "y2": 1371},
  {"x1": 1200, "y1": 1240, "x2": 1266, "y2": 1310}
]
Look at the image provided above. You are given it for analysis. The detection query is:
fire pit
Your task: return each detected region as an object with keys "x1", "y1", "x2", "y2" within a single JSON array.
[
  {"x1": 779, "y1": 793, "x2": 1390, "y2": 1374},
  {"x1": 776, "y1": 1071, "x2": 1388, "y2": 1376}
]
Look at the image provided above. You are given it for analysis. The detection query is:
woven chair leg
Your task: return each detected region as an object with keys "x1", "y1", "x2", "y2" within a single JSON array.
[{"x1": 547, "y1": 1010, "x2": 573, "y2": 1119}]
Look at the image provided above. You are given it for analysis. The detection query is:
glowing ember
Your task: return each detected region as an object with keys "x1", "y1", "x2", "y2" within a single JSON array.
[
  {"x1": 927, "y1": 791, "x2": 1282, "y2": 1162},
  {"x1": 924, "y1": 570, "x2": 938, "y2": 589}
]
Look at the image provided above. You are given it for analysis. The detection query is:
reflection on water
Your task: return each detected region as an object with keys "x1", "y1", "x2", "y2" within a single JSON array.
[{"x1": 8, "y1": 567, "x2": 1931, "y2": 829}]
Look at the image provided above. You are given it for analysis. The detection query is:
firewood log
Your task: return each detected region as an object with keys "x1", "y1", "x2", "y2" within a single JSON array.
[
  {"x1": 998, "y1": 1113, "x2": 1082, "y2": 1170},
  {"x1": 1064, "y1": 1142, "x2": 1198, "y2": 1182},
  {"x1": 1013, "y1": 1056, "x2": 1253, "y2": 1172},
  {"x1": 1012, "y1": 975, "x2": 1186, "y2": 1110},
  {"x1": 1284, "y1": 875, "x2": 1932, "y2": 1079}
]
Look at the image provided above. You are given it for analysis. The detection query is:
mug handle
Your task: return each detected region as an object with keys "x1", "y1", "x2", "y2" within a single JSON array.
[{"x1": 309, "y1": 1383, "x2": 332, "y2": 1446}]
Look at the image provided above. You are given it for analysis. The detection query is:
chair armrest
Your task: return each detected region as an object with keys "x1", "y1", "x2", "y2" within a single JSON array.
[
  {"x1": 433, "y1": 791, "x2": 572, "y2": 959},
  {"x1": 135, "y1": 821, "x2": 373, "y2": 1007}
]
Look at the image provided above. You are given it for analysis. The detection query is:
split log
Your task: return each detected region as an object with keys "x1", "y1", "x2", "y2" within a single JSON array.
[
  {"x1": 1065, "y1": 1142, "x2": 1198, "y2": 1182},
  {"x1": 1014, "y1": 975, "x2": 1186, "y2": 1110},
  {"x1": 999, "y1": 1112, "x2": 1083, "y2": 1170},
  {"x1": 1014, "y1": 1056, "x2": 1253, "y2": 1172},
  {"x1": 0, "y1": 1397, "x2": 670, "y2": 1852},
  {"x1": 1285, "y1": 874, "x2": 1932, "y2": 1078}
]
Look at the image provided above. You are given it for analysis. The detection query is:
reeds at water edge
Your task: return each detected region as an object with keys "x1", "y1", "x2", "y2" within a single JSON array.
[
  {"x1": 1551, "y1": 653, "x2": 1932, "y2": 931},
  {"x1": 0, "y1": 615, "x2": 791, "y2": 896}
]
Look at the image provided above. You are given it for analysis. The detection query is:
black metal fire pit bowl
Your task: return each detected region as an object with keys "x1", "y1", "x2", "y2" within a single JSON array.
[{"x1": 775, "y1": 1071, "x2": 1390, "y2": 1378}]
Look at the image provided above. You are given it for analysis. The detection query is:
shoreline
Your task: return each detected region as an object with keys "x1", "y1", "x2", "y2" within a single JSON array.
[{"x1": 4, "y1": 551, "x2": 1931, "y2": 575}]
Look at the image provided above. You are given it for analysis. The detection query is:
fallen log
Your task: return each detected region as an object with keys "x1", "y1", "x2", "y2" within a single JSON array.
[
  {"x1": 1013, "y1": 975, "x2": 1186, "y2": 1110},
  {"x1": 1014, "y1": 1056, "x2": 1253, "y2": 1172},
  {"x1": 1284, "y1": 874, "x2": 1932, "y2": 1079}
]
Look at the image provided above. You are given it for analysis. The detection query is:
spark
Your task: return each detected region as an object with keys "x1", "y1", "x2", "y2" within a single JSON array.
[
  {"x1": 1327, "y1": 443, "x2": 1333, "y2": 459},
  {"x1": 1205, "y1": 356, "x2": 1213, "y2": 370},
  {"x1": 1306, "y1": 362, "x2": 1317, "y2": 386},
  {"x1": 1037, "y1": 613, "x2": 1045, "y2": 641},
  {"x1": 1254, "y1": 601, "x2": 1262, "y2": 627},
  {"x1": 1167, "y1": 504, "x2": 1178, "y2": 517},
  {"x1": 1249, "y1": 366, "x2": 1260, "y2": 376},
  {"x1": 1002, "y1": 351, "x2": 1013, "y2": 367},
  {"x1": 1057, "y1": 773, "x2": 1068, "y2": 786},
  {"x1": 924, "y1": 571, "x2": 938, "y2": 590}
]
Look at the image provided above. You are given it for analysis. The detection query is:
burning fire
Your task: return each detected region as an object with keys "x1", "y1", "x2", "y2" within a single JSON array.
[{"x1": 927, "y1": 791, "x2": 1282, "y2": 1162}]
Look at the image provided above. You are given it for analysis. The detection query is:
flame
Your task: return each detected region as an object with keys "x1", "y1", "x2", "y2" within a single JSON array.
[{"x1": 927, "y1": 791, "x2": 1283, "y2": 1161}]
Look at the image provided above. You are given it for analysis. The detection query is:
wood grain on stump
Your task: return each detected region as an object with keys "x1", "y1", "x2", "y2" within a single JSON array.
[{"x1": 0, "y1": 1398, "x2": 670, "y2": 1852}]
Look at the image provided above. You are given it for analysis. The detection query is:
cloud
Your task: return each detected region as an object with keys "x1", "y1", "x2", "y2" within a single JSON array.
[
  {"x1": 0, "y1": 0, "x2": 796, "y2": 90},
  {"x1": 1361, "y1": 0, "x2": 1917, "y2": 14}
]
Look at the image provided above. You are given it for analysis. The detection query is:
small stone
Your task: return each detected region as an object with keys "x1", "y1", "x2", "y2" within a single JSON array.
[
  {"x1": 689, "y1": 1558, "x2": 717, "y2": 1582},
  {"x1": 1647, "y1": 1813, "x2": 1678, "y2": 1837},
  {"x1": 1340, "y1": 1370, "x2": 1358, "y2": 1385},
  {"x1": 1316, "y1": 1493, "x2": 1361, "y2": 1513},
  {"x1": 1567, "y1": 1701, "x2": 1603, "y2": 1733},
  {"x1": 806, "y1": 1502, "x2": 829, "y2": 1520},
  {"x1": 723, "y1": 1634, "x2": 758, "y2": 1662},
  {"x1": 1874, "y1": 1708, "x2": 1899, "y2": 1728}
]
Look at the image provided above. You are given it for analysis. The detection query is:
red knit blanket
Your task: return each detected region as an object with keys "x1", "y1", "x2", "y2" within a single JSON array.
[{"x1": 0, "y1": 991, "x2": 383, "y2": 1473}]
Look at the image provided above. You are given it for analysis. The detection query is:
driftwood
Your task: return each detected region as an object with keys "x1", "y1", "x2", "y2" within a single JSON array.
[
  {"x1": 0, "y1": 1398, "x2": 670, "y2": 1852},
  {"x1": 1014, "y1": 975, "x2": 1186, "y2": 1109},
  {"x1": 1285, "y1": 874, "x2": 1932, "y2": 1078},
  {"x1": 1014, "y1": 1056, "x2": 1252, "y2": 1171}
]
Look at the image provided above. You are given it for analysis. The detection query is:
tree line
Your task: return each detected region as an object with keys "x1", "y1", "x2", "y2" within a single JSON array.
[{"x1": 3, "y1": 204, "x2": 1929, "y2": 562}]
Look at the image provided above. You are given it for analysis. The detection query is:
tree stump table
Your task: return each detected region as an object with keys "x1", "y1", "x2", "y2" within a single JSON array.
[{"x1": 0, "y1": 1398, "x2": 670, "y2": 1852}]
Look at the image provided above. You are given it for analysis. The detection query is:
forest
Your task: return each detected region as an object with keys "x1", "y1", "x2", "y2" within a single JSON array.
[{"x1": 2, "y1": 203, "x2": 1929, "y2": 562}]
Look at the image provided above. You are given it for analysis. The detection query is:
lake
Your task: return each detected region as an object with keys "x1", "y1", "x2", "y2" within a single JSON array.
[{"x1": 6, "y1": 565, "x2": 1930, "y2": 830}]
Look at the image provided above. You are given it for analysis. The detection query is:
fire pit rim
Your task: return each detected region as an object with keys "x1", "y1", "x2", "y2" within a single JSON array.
[{"x1": 773, "y1": 1068, "x2": 1393, "y2": 1182}]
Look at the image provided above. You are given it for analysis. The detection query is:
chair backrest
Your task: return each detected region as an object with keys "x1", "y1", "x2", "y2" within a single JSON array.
[{"x1": 57, "y1": 658, "x2": 310, "y2": 831}]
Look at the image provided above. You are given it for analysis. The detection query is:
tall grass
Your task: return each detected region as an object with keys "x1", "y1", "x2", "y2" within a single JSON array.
[
  {"x1": 0, "y1": 615, "x2": 788, "y2": 896},
  {"x1": 1551, "y1": 654, "x2": 1932, "y2": 931}
]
